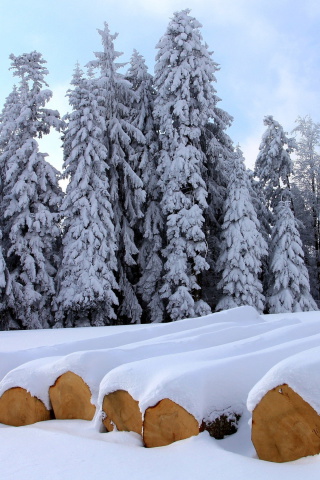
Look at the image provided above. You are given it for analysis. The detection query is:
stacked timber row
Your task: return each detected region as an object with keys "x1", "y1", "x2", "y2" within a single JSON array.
[
  {"x1": 101, "y1": 389, "x2": 241, "y2": 447},
  {"x1": 0, "y1": 370, "x2": 96, "y2": 426}
]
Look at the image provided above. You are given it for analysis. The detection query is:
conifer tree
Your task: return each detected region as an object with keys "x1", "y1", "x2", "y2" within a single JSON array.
[
  {"x1": 292, "y1": 116, "x2": 320, "y2": 304},
  {"x1": 55, "y1": 65, "x2": 118, "y2": 327},
  {"x1": 126, "y1": 50, "x2": 165, "y2": 323},
  {"x1": 0, "y1": 86, "x2": 21, "y2": 157},
  {"x1": 0, "y1": 52, "x2": 63, "y2": 329},
  {"x1": 0, "y1": 227, "x2": 11, "y2": 330},
  {"x1": 254, "y1": 115, "x2": 296, "y2": 210},
  {"x1": 216, "y1": 149, "x2": 267, "y2": 312},
  {"x1": 88, "y1": 24, "x2": 146, "y2": 324},
  {"x1": 154, "y1": 9, "x2": 225, "y2": 320},
  {"x1": 267, "y1": 200, "x2": 317, "y2": 313},
  {"x1": 200, "y1": 109, "x2": 234, "y2": 309},
  {"x1": 0, "y1": 231, "x2": 8, "y2": 328},
  {"x1": 0, "y1": 87, "x2": 20, "y2": 330}
]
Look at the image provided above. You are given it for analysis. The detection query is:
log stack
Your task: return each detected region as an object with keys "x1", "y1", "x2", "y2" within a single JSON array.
[
  {"x1": 251, "y1": 383, "x2": 320, "y2": 462},
  {"x1": 101, "y1": 389, "x2": 241, "y2": 447},
  {"x1": 49, "y1": 371, "x2": 96, "y2": 421},
  {"x1": 0, "y1": 387, "x2": 52, "y2": 426}
]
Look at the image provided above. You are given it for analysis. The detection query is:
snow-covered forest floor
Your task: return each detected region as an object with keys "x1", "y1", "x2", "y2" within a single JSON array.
[{"x1": 1, "y1": 306, "x2": 320, "y2": 479}]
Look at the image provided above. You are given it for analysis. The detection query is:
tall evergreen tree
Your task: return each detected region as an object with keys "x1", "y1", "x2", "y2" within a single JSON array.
[
  {"x1": 200, "y1": 109, "x2": 234, "y2": 309},
  {"x1": 216, "y1": 149, "x2": 267, "y2": 313},
  {"x1": 0, "y1": 86, "x2": 20, "y2": 330},
  {"x1": 267, "y1": 200, "x2": 317, "y2": 313},
  {"x1": 255, "y1": 115, "x2": 296, "y2": 210},
  {"x1": 55, "y1": 65, "x2": 118, "y2": 327},
  {"x1": 154, "y1": 9, "x2": 227, "y2": 320},
  {"x1": 0, "y1": 229, "x2": 9, "y2": 329},
  {"x1": 292, "y1": 116, "x2": 320, "y2": 304},
  {"x1": 126, "y1": 50, "x2": 165, "y2": 323},
  {"x1": 0, "y1": 86, "x2": 21, "y2": 154},
  {"x1": 88, "y1": 24, "x2": 146, "y2": 324},
  {"x1": 0, "y1": 52, "x2": 63, "y2": 329},
  {"x1": 247, "y1": 169, "x2": 273, "y2": 297}
]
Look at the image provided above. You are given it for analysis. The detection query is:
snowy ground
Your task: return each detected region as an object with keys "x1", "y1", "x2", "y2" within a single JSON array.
[{"x1": 1, "y1": 306, "x2": 320, "y2": 480}]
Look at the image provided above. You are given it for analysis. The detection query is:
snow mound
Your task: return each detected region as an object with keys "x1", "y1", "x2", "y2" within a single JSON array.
[
  {"x1": 247, "y1": 346, "x2": 320, "y2": 414},
  {"x1": 98, "y1": 318, "x2": 320, "y2": 423}
]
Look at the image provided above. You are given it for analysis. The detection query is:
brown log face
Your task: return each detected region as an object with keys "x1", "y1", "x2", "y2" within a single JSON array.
[
  {"x1": 252, "y1": 383, "x2": 320, "y2": 462},
  {"x1": 0, "y1": 387, "x2": 51, "y2": 426},
  {"x1": 143, "y1": 398, "x2": 200, "y2": 448},
  {"x1": 102, "y1": 390, "x2": 143, "y2": 435},
  {"x1": 49, "y1": 371, "x2": 95, "y2": 421}
]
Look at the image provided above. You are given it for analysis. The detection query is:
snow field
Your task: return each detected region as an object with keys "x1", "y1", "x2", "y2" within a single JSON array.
[{"x1": 1, "y1": 307, "x2": 320, "y2": 478}]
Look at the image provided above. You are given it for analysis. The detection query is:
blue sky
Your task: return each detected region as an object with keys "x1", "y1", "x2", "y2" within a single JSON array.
[{"x1": 0, "y1": 0, "x2": 319, "y2": 170}]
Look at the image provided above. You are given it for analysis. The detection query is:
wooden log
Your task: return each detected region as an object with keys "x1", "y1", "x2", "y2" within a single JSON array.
[
  {"x1": 0, "y1": 387, "x2": 51, "y2": 426},
  {"x1": 49, "y1": 371, "x2": 95, "y2": 420},
  {"x1": 102, "y1": 390, "x2": 142, "y2": 435},
  {"x1": 252, "y1": 383, "x2": 320, "y2": 462},
  {"x1": 143, "y1": 398, "x2": 200, "y2": 448}
]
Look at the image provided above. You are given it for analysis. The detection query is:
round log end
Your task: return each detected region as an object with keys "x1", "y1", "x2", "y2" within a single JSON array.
[
  {"x1": 102, "y1": 390, "x2": 142, "y2": 435},
  {"x1": 49, "y1": 371, "x2": 95, "y2": 421},
  {"x1": 143, "y1": 398, "x2": 200, "y2": 448},
  {"x1": 252, "y1": 383, "x2": 320, "y2": 462},
  {"x1": 0, "y1": 387, "x2": 51, "y2": 426}
]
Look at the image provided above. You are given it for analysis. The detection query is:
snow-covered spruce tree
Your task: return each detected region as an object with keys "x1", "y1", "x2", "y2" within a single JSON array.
[
  {"x1": 199, "y1": 108, "x2": 234, "y2": 309},
  {"x1": 0, "y1": 52, "x2": 63, "y2": 329},
  {"x1": 55, "y1": 65, "x2": 118, "y2": 327},
  {"x1": 154, "y1": 9, "x2": 229, "y2": 320},
  {"x1": 88, "y1": 24, "x2": 146, "y2": 324},
  {"x1": 0, "y1": 229, "x2": 10, "y2": 330},
  {"x1": 0, "y1": 171, "x2": 11, "y2": 330},
  {"x1": 247, "y1": 169, "x2": 273, "y2": 296},
  {"x1": 125, "y1": 50, "x2": 165, "y2": 323},
  {"x1": 255, "y1": 115, "x2": 296, "y2": 210},
  {"x1": 0, "y1": 85, "x2": 21, "y2": 156},
  {"x1": 0, "y1": 86, "x2": 21, "y2": 203},
  {"x1": 291, "y1": 116, "x2": 320, "y2": 304},
  {"x1": 0, "y1": 87, "x2": 20, "y2": 330},
  {"x1": 216, "y1": 149, "x2": 267, "y2": 313},
  {"x1": 267, "y1": 199, "x2": 317, "y2": 313}
]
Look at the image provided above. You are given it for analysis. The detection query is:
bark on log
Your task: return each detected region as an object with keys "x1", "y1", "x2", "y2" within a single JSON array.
[
  {"x1": 102, "y1": 390, "x2": 143, "y2": 435},
  {"x1": 49, "y1": 371, "x2": 95, "y2": 420},
  {"x1": 0, "y1": 387, "x2": 51, "y2": 426},
  {"x1": 252, "y1": 383, "x2": 320, "y2": 462},
  {"x1": 143, "y1": 398, "x2": 200, "y2": 448},
  {"x1": 202, "y1": 412, "x2": 241, "y2": 439}
]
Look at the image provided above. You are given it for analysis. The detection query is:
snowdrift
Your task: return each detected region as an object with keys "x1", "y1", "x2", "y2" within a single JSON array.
[{"x1": 1, "y1": 306, "x2": 320, "y2": 467}]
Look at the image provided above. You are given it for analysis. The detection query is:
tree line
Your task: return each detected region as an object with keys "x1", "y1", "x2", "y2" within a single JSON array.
[{"x1": 0, "y1": 9, "x2": 319, "y2": 330}]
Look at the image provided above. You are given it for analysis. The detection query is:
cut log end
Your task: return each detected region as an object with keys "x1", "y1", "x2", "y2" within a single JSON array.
[
  {"x1": 49, "y1": 371, "x2": 95, "y2": 421},
  {"x1": 102, "y1": 390, "x2": 143, "y2": 435},
  {"x1": 0, "y1": 387, "x2": 51, "y2": 426},
  {"x1": 143, "y1": 398, "x2": 200, "y2": 448},
  {"x1": 252, "y1": 383, "x2": 320, "y2": 462}
]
